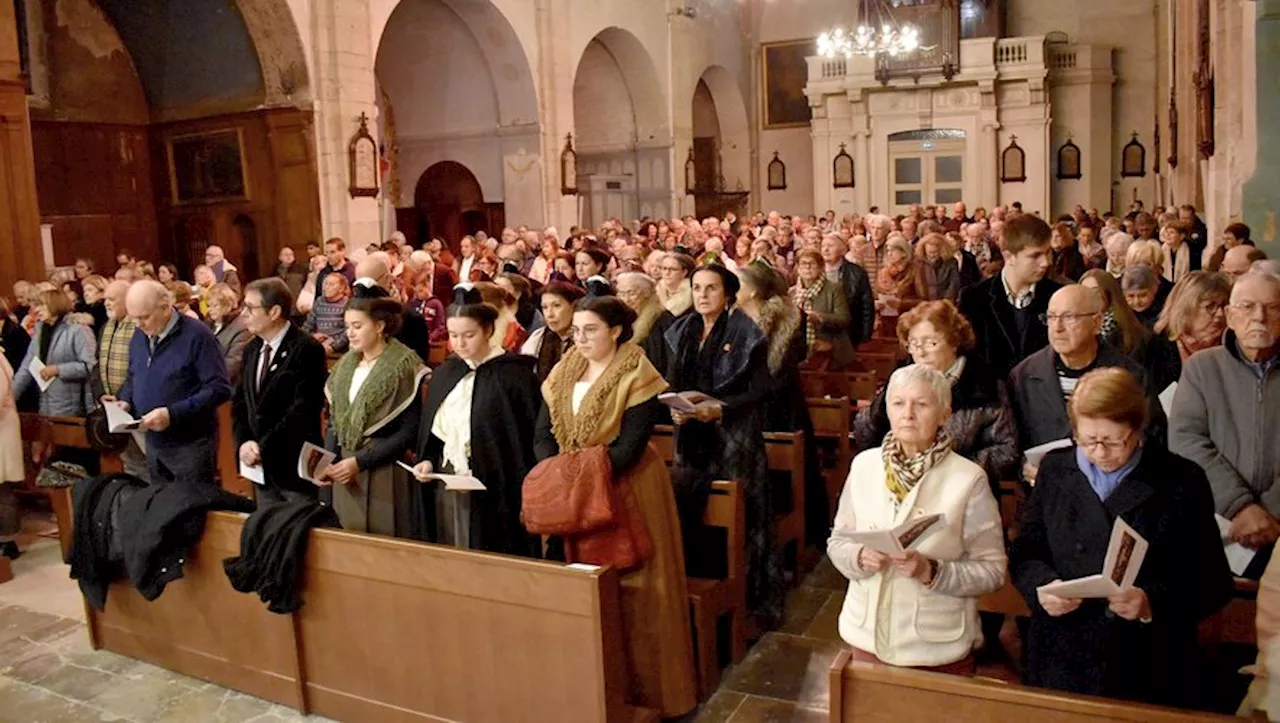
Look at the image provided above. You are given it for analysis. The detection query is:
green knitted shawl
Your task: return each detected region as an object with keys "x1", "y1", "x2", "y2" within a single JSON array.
[{"x1": 327, "y1": 338, "x2": 421, "y2": 455}]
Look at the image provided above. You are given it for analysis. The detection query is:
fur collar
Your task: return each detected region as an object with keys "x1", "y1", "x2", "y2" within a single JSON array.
[
  {"x1": 755, "y1": 297, "x2": 801, "y2": 375},
  {"x1": 632, "y1": 296, "x2": 666, "y2": 345}
]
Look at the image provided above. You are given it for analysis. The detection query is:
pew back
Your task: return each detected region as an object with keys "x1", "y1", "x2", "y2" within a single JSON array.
[{"x1": 828, "y1": 652, "x2": 1239, "y2": 723}]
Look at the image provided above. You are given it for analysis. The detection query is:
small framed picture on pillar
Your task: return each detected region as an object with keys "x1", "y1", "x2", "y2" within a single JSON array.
[
  {"x1": 833, "y1": 144, "x2": 854, "y2": 189},
  {"x1": 348, "y1": 113, "x2": 380, "y2": 198}
]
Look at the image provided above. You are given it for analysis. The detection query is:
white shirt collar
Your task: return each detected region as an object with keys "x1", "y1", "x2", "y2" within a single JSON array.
[
  {"x1": 261, "y1": 322, "x2": 290, "y2": 352},
  {"x1": 464, "y1": 345, "x2": 504, "y2": 371}
]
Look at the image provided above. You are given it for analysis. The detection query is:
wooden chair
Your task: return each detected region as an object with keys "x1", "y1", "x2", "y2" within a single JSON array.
[
  {"x1": 687, "y1": 480, "x2": 747, "y2": 700},
  {"x1": 764, "y1": 431, "x2": 807, "y2": 578},
  {"x1": 828, "y1": 651, "x2": 1239, "y2": 722},
  {"x1": 807, "y1": 397, "x2": 853, "y2": 510}
]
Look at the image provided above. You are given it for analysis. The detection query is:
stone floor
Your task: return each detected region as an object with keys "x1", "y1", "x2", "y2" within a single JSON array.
[{"x1": 0, "y1": 508, "x2": 1013, "y2": 723}]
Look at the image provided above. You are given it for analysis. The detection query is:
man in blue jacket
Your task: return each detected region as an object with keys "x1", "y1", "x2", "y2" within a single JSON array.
[{"x1": 103, "y1": 280, "x2": 231, "y2": 487}]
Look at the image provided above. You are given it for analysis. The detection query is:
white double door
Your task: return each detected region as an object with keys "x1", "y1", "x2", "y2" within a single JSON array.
[{"x1": 889, "y1": 140, "x2": 965, "y2": 216}]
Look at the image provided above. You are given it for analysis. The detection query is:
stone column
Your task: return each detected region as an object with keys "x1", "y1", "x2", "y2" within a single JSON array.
[
  {"x1": 310, "y1": 0, "x2": 381, "y2": 246},
  {"x1": 1241, "y1": 0, "x2": 1279, "y2": 256},
  {"x1": 0, "y1": 1, "x2": 42, "y2": 293}
]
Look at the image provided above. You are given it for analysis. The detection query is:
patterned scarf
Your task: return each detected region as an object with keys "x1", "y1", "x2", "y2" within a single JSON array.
[
  {"x1": 881, "y1": 430, "x2": 953, "y2": 503},
  {"x1": 790, "y1": 276, "x2": 826, "y2": 351},
  {"x1": 1099, "y1": 309, "x2": 1118, "y2": 345}
]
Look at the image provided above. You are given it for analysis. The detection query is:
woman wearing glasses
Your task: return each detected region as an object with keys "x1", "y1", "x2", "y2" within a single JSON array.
[
  {"x1": 854, "y1": 300, "x2": 1019, "y2": 487},
  {"x1": 1144, "y1": 271, "x2": 1233, "y2": 393},
  {"x1": 656, "y1": 253, "x2": 695, "y2": 317},
  {"x1": 789, "y1": 248, "x2": 854, "y2": 370},
  {"x1": 1011, "y1": 367, "x2": 1232, "y2": 708}
]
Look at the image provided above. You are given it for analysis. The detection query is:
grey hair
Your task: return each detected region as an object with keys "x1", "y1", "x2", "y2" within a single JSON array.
[
  {"x1": 886, "y1": 363, "x2": 952, "y2": 413},
  {"x1": 1231, "y1": 270, "x2": 1280, "y2": 303},
  {"x1": 615, "y1": 271, "x2": 656, "y2": 293},
  {"x1": 1251, "y1": 259, "x2": 1280, "y2": 277}
]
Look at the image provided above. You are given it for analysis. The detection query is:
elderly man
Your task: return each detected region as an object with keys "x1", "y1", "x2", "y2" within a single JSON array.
[
  {"x1": 107, "y1": 280, "x2": 231, "y2": 487},
  {"x1": 1222, "y1": 245, "x2": 1268, "y2": 280},
  {"x1": 944, "y1": 201, "x2": 969, "y2": 234},
  {"x1": 615, "y1": 272, "x2": 676, "y2": 373},
  {"x1": 1009, "y1": 285, "x2": 1166, "y2": 475},
  {"x1": 959, "y1": 214, "x2": 1062, "y2": 379},
  {"x1": 233, "y1": 278, "x2": 328, "y2": 504},
  {"x1": 355, "y1": 253, "x2": 431, "y2": 363},
  {"x1": 856, "y1": 214, "x2": 893, "y2": 279},
  {"x1": 96, "y1": 279, "x2": 148, "y2": 480},
  {"x1": 1171, "y1": 271, "x2": 1280, "y2": 578},
  {"x1": 821, "y1": 233, "x2": 876, "y2": 348},
  {"x1": 203, "y1": 245, "x2": 241, "y2": 294}
]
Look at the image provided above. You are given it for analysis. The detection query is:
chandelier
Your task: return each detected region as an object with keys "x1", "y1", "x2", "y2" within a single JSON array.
[{"x1": 818, "y1": 1, "x2": 924, "y2": 58}]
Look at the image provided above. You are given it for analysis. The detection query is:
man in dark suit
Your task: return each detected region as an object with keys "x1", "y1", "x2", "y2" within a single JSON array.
[
  {"x1": 959, "y1": 214, "x2": 1061, "y2": 379},
  {"x1": 820, "y1": 234, "x2": 876, "y2": 347},
  {"x1": 233, "y1": 278, "x2": 329, "y2": 504}
]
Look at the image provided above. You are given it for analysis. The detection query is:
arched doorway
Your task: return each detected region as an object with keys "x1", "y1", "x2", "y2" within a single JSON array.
[
  {"x1": 376, "y1": 0, "x2": 540, "y2": 244},
  {"x1": 412, "y1": 161, "x2": 501, "y2": 247},
  {"x1": 572, "y1": 27, "x2": 670, "y2": 226},
  {"x1": 689, "y1": 65, "x2": 751, "y2": 219}
]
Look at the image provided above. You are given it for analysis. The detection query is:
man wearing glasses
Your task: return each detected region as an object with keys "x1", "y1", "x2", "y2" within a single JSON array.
[
  {"x1": 1009, "y1": 285, "x2": 1166, "y2": 484},
  {"x1": 1171, "y1": 270, "x2": 1280, "y2": 578}
]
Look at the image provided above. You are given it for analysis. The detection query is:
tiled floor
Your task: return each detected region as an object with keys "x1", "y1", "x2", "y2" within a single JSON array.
[{"x1": 0, "y1": 510, "x2": 1012, "y2": 723}]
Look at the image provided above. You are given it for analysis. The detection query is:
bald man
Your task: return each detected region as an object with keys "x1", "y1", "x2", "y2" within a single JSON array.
[
  {"x1": 203, "y1": 245, "x2": 241, "y2": 294},
  {"x1": 1222, "y1": 245, "x2": 1267, "y2": 280},
  {"x1": 106, "y1": 280, "x2": 231, "y2": 487},
  {"x1": 1009, "y1": 284, "x2": 1167, "y2": 479},
  {"x1": 354, "y1": 253, "x2": 431, "y2": 364}
]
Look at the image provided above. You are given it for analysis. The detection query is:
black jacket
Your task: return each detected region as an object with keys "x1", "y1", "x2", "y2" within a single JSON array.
[
  {"x1": 1008, "y1": 343, "x2": 1167, "y2": 451},
  {"x1": 956, "y1": 250, "x2": 982, "y2": 292},
  {"x1": 835, "y1": 260, "x2": 876, "y2": 347},
  {"x1": 69, "y1": 474, "x2": 147, "y2": 611},
  {"x1": 232, "y1": 325, "x2": 329, "y2": 495},
  {"x1": 398, "y1": 309, "x2": 432, "y2": 365},
  {"x1": 1050, "y1": 245, "x2": 1087, "y2": 283},
  {"x1": 1010, "y1": 445, "x2": 1232, "y2": 707},
  {"x1": 223, "y1": 499, "x2": 339, "y2": 613},
  {"x1": 959, "y1": 274, "x2": 1063, "y2": 379},
  {"x1": 638, "y1": 309, "x2": 677, "y2": 382},
  {"x1": 117, "y1": 482, "x2": 256, "y2": 602}
]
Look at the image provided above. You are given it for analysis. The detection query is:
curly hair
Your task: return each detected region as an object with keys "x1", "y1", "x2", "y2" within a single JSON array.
[{"x1": 895, "y1": 299, "x2": 977, "y2": 353}]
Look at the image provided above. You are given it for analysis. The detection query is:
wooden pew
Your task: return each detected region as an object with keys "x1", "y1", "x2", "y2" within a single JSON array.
[
  {"x1": 827, "y1": 652, "x2": 1239, "y2": 723},
  {"x1": 852, "y1": 351, "x2": 900, "y2": 384},
  {"x1": 87, "y1": 512, "x2": 652, "y2": 723},
  {"x1": 857, "y1": 338, "x2": 902, "y2": 357},
  {"x1": 800, "y1": 371, "x2": 877, "y2": 402},
  {"x1": 764, "y1": 431, "x2": 807, "y2": 577},
  {"x1": 687, "y1": 480, "x2": 746, "y2": 700},
  {"x1": 808, "y1": 397, "x2": 853, "y2": 510},
  {"x1": 215, "y1": 403, "x2": 253, "y2": 498},
  {"x1": 427, "y1": 342, "x2": 449, "y2": 366}
]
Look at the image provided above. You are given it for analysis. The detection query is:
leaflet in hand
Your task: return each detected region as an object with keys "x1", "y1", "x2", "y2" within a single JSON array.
[
  {"x1": 837, "y1": 514, "x2": 943, "y2": 556},
  {"x1": 1215, "y1": 513, "x2": 1258, "y2": 576},
  {"x1": 1038, "y1": 517, "x2": 1148, "y2": 598},
  {"x1": 28, "y1": 358, "x2": 52, "y2": 392},
  {"x1": 297, "y1": 442, "x2": 336, "y2": 486},
  {"x1": 395, "y1": 462, "x2": 486, "y2": 491},
  {"x1": 104, "y1": 402, "x2": 142, "y2": 432},
  {"x1": 239, "y1": 462, "x2": 265, "y2": 486},
  {"x1": 1158, "y1": 383, "x2": 1178, "y2": 417},
  {"x1": 658, "y1": 391, "x2": 723, "y2": 414},
  {"x1": 1024, "y1": 438, "x2": 1072, "y2": 468}
]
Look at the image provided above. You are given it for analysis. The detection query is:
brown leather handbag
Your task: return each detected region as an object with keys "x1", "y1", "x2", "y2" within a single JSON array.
[{"x1": 521, "y1": 446, "x2": 616, "y2": 535}]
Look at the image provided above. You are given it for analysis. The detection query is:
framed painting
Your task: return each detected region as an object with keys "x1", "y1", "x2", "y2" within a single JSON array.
[
  {"x1": 167, "y1": 129, "x2": 249, "y2": 205},
  {"x1": 762, "y1": 38, "x2": 815, "y2": 129}
]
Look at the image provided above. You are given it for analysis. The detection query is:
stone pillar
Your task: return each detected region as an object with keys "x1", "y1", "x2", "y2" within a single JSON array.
[
  {"x1": 0, "y1": 1, "x2": 42, "y2": 293},
  {"x1": 310, "y1": 0, "x2": 381, "y2": 246},
  {"x1": 854, "y1": 129, "x2": 871, "y2": 213},
  {"x1": 1241, "y1": 0, "x2": 1279, "y2": 256}
]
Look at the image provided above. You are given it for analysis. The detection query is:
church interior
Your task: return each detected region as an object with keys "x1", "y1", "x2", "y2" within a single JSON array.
[{"x1": 2, "y1": 0, "x2": 1279, "y2": 721}]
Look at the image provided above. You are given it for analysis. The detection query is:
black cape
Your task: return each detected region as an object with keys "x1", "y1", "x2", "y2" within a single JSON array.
[{"x1": 417, "y1": 352, "x2": 541, "y2": 558}]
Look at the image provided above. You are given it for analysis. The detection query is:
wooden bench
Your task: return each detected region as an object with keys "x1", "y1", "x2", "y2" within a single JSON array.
[
  {"x1": 807, "y1": 397, "x2": 853, "y2": 511},
  {"x1": 852, "y1": 351, "x2": 901, "y2": 384},
  {"x1": 765, "y1": 431, "x2": 807, "y2": 577},
  {"x1": 427, "y1": 342, "x2": 448, "y2": 366},
  {"x1": 87, "y1": 511, "x2": 653, "y2": 722},
  {"x1": 800, "y1": 371, "x2": 877, "y2": 402},
  {"x1": 687, "y1": 480, "x2": 746, "y2": 700},
  {"x1": 827, "y1": 651, "x2": 1239, "y2": 722},
  {"x1": 857, "y1": 338, "x2": 902, "y2": 357}
]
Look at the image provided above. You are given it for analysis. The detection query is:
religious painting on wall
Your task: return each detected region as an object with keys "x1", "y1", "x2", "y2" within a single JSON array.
[
  {"x1": 1056, "y1": 138, "x2": 1082, "y2": 180},
  {"x1": 1000, "y1": 136, "x2": 1025, "y2": 183},
  {"x1": 167, "y1": 129, "x2": 249, "y2": 204},
  {"x1": 762, "y1": 39, "x2": 815, "y2": 129},
  {"x1": 1121, "y1": 133, "x2": 1146, "y2": 178}
]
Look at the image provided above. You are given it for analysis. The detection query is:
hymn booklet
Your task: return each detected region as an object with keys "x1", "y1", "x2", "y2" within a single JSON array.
[
  {"x1": 298, "y1": 442, "x2": 336, "y2": 486},
  {"x1": 1038, "y1": 517, "x2": 1148, "y2": 598},
  {"x1": 835, "y1": 514, "x2": 944, "y2": 556},
  {"x1": 658, "y1": 391, "x2": 723, "y2": 413}
]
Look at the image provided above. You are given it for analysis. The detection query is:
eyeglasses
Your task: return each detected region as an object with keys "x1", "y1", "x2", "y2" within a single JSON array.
[
  {"x1": 1076, "y1": 431, "x2": 1134, "y2": 452},
  {"x1": 1229, "y1": 301, "x2": 1280, "y2": 318},
  {"x1": 571, "y1": 325, "x2": 607, "y2": 340},
  {"x1": 1198, "y1": 300, "x2": 1228, "y2": 315},
  {"x1": 906, "y1": 337, "x2": 945, "y2": 352},
  {"x1": 1039, "y1": 312, "x2": 1100, "y2": 326}
]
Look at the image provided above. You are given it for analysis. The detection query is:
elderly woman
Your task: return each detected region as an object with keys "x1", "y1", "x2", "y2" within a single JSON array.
[
  {"x1": 615, "y1": 272, "x2": 676, "y2": 374},
  {"x1": 855, "y1": 301, "x2": 1019, "y2": 486},
  {"x1": 874, "y1": 237, "x2": 926, "y2": 330},
  {"x1": 916, "y1": 233, "x2": 960, "y2": 302},
  {"x1": 664, "y1": 264, "x2": 784, "y2": 626},
  {"x1": 1010, "y1": 367, "x2": 1232, "y2": 707},
  {"x1": 1104, "y1": 232, "x2": 1135, "y2": 279},
  {"x1": 789, "y1": 248, "x2": 854, "y2": 369},
  {"x1": 11, "y1": 288, "x2": 96, "y2": 420},
  {"x1": 1145, "y1": 271, "x2": 1233, "y2": 393},
  {"x1": 206, "y1": 283, "x2": 251, "y2": 385},
  {"x1": 1126, "y1": 239, "x2": 1174, "y2": 306},
  {"x1": 1050, "y1": 222, "x2": 1087, "y2": 282},
  {"x1": 656, "y1": 253, "x2": 695, "y2": 316},
  {"x1": 830, "y1": 364, "x2": 1007, "y2": 672}
]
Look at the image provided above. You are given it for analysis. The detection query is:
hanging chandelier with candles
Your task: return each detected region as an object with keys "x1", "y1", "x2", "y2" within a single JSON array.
[{"x1": 817, "y1": 0, "x2": 925, "y2": 58}]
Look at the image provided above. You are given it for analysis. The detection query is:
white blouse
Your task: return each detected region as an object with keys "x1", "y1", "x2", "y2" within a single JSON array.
[
  {"x1": 571, "y1": 381, "x2": 592, "y2": 415},
  {"x1": 430, "y1": 347, "x2": 503, "y2": 475},
  {"x1": 349, "y1": 362, "x2": 375, "y2": 403}
]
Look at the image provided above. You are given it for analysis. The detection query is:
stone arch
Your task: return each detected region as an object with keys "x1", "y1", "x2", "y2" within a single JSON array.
[
  {"x1": 234, "y1": 0, "x2": 311, "y2": 106},
  {"x1": 377, "y1": 0, "x2": 541, "y2": 229},
  {"x1": 573, "y1": 26, "x2": 667, "y2": 150},
  {"x1": 694, "y1": 65, "x2": 750, "y2": 192},
  {"x1": 414, "y1": 160, "x2": 494, "y2": 248}
]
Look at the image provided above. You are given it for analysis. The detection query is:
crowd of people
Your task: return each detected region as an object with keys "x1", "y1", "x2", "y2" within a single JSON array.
[{"x1": 1, "y1": 198, "x2": 1278, "y2": 717}]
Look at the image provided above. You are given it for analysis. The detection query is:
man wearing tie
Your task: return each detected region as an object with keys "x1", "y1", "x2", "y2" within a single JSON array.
[{"x1": 233, "y1": 278, "x2": 329, "y2": 503}]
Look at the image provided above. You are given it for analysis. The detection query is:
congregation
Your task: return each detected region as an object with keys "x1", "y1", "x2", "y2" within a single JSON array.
[{"x1": 2, "y1": 198, "x2": 1279, "y2": 719}]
